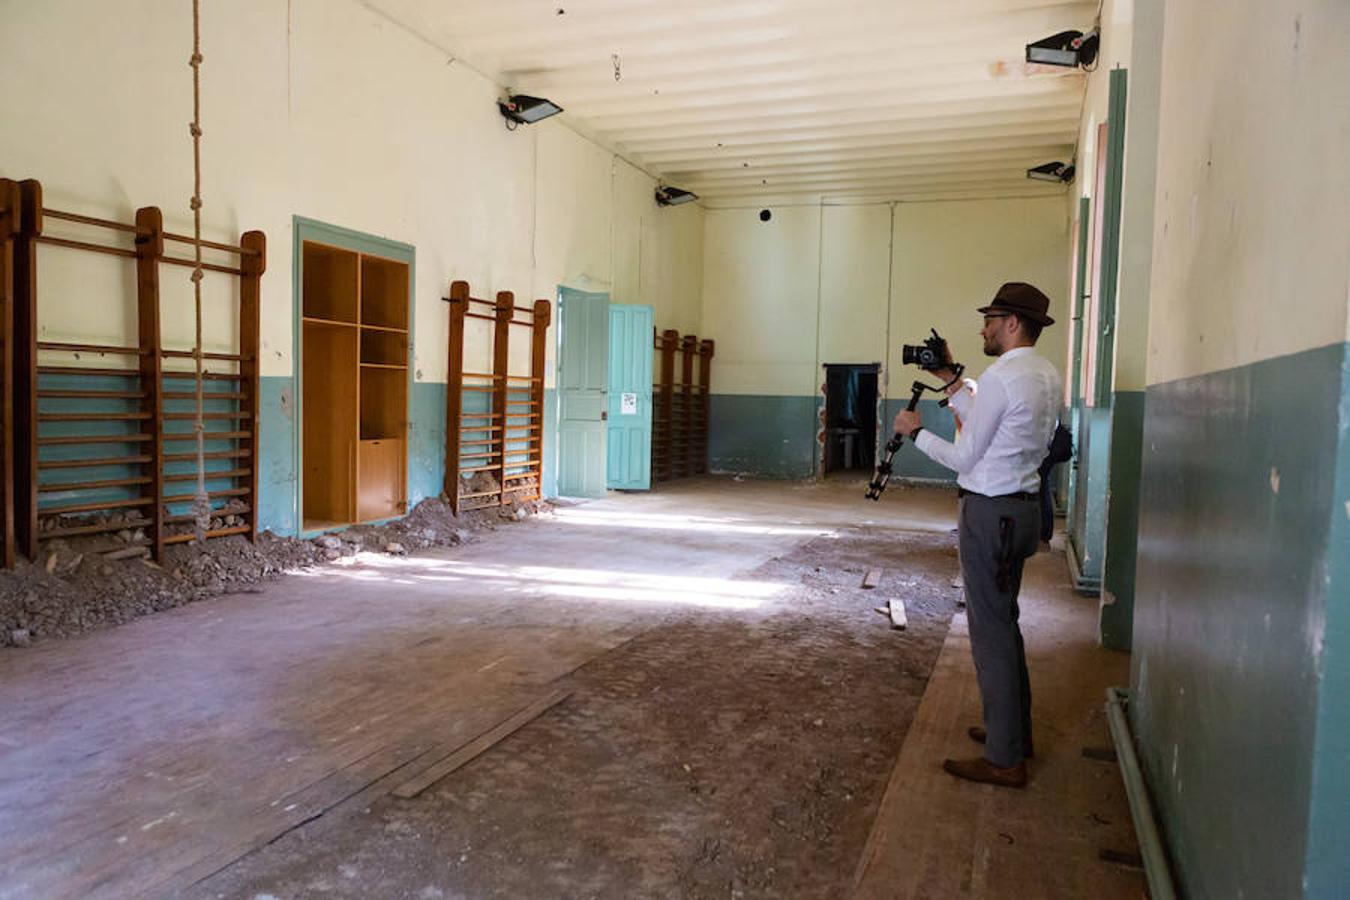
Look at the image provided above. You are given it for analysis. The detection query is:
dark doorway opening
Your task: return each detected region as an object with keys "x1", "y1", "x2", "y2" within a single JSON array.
[{"x1": 822, "y1": 363, "x2": 880, "y2": 475}]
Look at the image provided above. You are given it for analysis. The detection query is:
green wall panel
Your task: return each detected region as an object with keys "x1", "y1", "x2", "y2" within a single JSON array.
[
  {"x1": 881, "y1": 397, "x2": 959, "y2": 483},
  {"x1": 1131, "y1": 343, "x2": 1345, "y2": 899},
  {"x1": 258, "y1": 375, "x2": 297, "y2": 536},
  {"x1": 1068, "y1": 405, "x2": 1111, "y2": 589},
  {"x1": 1100, "y1": 391, "x2": 1146, "y2": 650},
  {"x1": 1304, "y1": 344, "x2": 1350, "y2": 898},
  {"x1": 255, "y1": 379, "x2": 562, "y2": 537},
  {"x1": 706, "y1": 394, "x2": 962, "y2": 483},
  {"x1": 408, "y1": 381, "x2": 446, "y2": 508},
  {"x1": 708, "y1": 394, "x2": 819, "y2": 479}
]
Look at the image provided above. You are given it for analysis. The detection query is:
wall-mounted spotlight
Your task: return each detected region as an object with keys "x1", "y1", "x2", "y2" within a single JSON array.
[
  {"x1": 1025, "y1": 28, "x2": 1100, "y2": 68},
  {"x1": 498, "y1": 94, "x2": 564, "y2": 128},
  {"x1": 655, "y1": 185, "x2": 698, "y2": 207},
  {"x1": 1026, "y1": 161, "x2": 1076, "y2": 183}
]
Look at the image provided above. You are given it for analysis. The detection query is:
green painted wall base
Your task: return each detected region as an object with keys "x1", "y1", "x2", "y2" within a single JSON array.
[
  {"x1": 1131, "y1": 342, "x2": 1348, "y2": 899},
  {"x1": 1099, "y1": 391, "x2": 1146, "y2": 650},
  {"x1": 881, "y1": 397, "x2": 959, "y2": 483},
  {"x1": 257, "y1": 378, "x2": 559, "y2": 536},
  {"x1": 1304, "y1": 343, "x2": 1350, "y2": 898},
  {"x1": 1068, "y1": 405, "x2": 1110, "y2": 592},
  {"x1": 707, "y1": 394, "x2": 961, "y2": 482},
  {"x1": 708, "y1": 394, "x2": 819, "y2": 479}
]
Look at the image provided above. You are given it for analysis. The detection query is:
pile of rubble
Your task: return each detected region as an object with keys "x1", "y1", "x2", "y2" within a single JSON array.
[{"x1": 0, "y1": 492, "x2": 550, "y2": 648}]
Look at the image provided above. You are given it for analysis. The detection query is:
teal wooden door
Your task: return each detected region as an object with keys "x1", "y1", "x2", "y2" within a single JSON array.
[
  {"x1": 606, "y1": 304, "x2": 654, "y2": 490},
  {"x1": 557, "y1": 287, "x2": 610, "y2": 498}
]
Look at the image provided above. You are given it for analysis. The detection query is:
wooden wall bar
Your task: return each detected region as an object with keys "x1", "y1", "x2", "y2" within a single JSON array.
[
  {"x1": 442, "y1": 279, "x2": 550, "y2": 515},
  {"x1": 0, "y1": 180, "x2": 19, "y2": 568},
  {"x1": 650, "y1": 327, "x2": 713, "y2": 484},
  {"x1": 2, "y1": 176, "x2": 265, "y2": 565}
]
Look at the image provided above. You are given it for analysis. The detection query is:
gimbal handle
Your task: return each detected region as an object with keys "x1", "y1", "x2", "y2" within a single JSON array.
[{"x1": 864, "y1": 366, "x2": 962, "y2": 501}]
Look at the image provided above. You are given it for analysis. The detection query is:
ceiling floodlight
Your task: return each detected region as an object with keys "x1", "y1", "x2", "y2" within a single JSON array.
[
  {"x1": 655, "y1": 185, "x2": 698, "y2": 207},
  {"x1": 498, "y1": 94, "x2": 563, "y2": 126},
  {"x1": 1025, "y1": 28, "x2": 1100, "y2": 68},
  {"x1": 1026, "y1": 161, "x2": 1076, "y2": 183}
]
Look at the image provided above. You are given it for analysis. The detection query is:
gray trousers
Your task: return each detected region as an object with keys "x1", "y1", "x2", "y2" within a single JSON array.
[{"x1": 958, "y1": 493, "x2": 1040, "y2": 768}]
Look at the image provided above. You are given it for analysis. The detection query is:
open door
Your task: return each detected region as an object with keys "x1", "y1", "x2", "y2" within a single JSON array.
[
  {"x1": 606, "y1": 304, "x2": 654, "y2": 490},
  {"x1": 557, "y1": 287, "x2": 609, "y2": 498}
]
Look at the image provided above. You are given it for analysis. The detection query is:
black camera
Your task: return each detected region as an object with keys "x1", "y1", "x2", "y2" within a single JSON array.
[{"x1": 902, "y1": 329, "x2": 951, "y2": 371}]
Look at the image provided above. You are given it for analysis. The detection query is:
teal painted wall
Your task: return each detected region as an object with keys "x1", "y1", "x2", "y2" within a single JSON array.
[
  {"x1": 1068, "y1": 405, "x2": 1110, "y2": 589},
  {"x1": 1131, "y1": 343, "x2": 1347, "y2": 899},
  {"x1": 256, "y1": 378, "x2": 558, "y2": 536},
  {"x1": 408, "y1": 381, "x2": 446, "y2": 506},
  {"x1": 1304, "y1": 344, "x2": 1350, "y2": 898},
  {"x1": 1100, "y1": 391, "x2": 1146, "y2": 650},
  {"x1": 541, "y1": 388, "x2": 558, "y2": 499},
  {"x1": 708, "y1": 394, "x2": 818, "y2": 478},
  {"x1": 881, "y1": 397, "x2": 959, "y2": 482},
  {"x1": 258, "y1": 375, "x2": 297, "y2": 536}
]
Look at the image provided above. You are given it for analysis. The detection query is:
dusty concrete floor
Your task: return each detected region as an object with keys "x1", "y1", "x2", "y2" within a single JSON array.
[
  {"x1": 1, "y1": 477, "x2": 1138, "y2": 900},
  {"x1": 0, "y1": 477, "x2": 963, "y2": 899}
]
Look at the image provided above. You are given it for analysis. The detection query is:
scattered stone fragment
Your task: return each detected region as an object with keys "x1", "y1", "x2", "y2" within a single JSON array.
[
  {"x1": 385, "y1": 542, "x2": 407, "y2": 555},
  {"x1": 1, "y1": 495, "x2": 548, "y2": 646},
  {"x1": 10, "y1": 629, "x2": 31, "y2": 647}
]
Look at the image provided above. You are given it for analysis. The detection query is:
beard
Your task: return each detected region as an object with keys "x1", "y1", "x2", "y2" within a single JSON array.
[{"x1": 983, "y1": 338, "x2": 1000, "y2": 357}]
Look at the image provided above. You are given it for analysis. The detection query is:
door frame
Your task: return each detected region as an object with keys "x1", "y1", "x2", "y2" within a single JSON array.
[
  {"x1": 817, "y1": 361, "x2": 882, "y2": 478},
  {"x1": 292, "y1": 216, "x2": 414, "y2": 537}
]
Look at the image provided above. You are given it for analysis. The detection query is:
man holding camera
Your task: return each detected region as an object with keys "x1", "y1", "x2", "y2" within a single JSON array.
[{"x1": 892, "y1": 282, "x2": 1062, "y2": 788}]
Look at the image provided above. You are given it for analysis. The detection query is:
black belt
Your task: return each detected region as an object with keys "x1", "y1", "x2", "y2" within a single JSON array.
[{"x1": 958, "y1": 487, "x2": 1037, "y2": 502}]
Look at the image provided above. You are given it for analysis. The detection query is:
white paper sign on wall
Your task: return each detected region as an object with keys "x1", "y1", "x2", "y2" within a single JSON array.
[{"x1": 621, "y1": 392, "x2": 638, "y2": 415}]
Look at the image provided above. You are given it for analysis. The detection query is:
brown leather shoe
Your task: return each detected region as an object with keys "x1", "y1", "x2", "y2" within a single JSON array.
[
  {"x1": 967, "y1": 726, "x2": 1034, "y2": 759},
  {"x1": 942, "y1": 756, "x2": 1028, "y2": 788}
]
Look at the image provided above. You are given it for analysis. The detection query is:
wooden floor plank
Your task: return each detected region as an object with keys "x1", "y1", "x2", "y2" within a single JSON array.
[
  {"x1": 852, "y1": 550, "x2": 1145, "y2": 900},
  {"x1": 392, "y1": 689, "x2": 573, "y2": 799}
]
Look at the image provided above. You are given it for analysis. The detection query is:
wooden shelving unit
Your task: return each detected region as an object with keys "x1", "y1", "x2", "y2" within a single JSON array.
[
  {"x1": 301, "y1": 240, "x2": 407, "y2": 532},
  {"x1": 652, "y1": 329, "x2": 713, "y2": 483}
]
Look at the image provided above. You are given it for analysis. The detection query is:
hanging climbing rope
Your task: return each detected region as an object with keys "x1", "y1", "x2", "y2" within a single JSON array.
[{"x1": 188, "y1": 0, "x2": 209, "y2": 542}]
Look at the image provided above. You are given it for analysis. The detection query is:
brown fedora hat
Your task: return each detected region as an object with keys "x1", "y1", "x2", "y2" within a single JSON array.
[{"x1": 978, "y1": 282, "x2": 1055, "y2": 326}]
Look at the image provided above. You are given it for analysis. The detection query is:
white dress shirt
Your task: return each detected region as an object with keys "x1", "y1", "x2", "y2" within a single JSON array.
[{"x1": 914, "y1": 346, "x2": 1062, "y2": 496}]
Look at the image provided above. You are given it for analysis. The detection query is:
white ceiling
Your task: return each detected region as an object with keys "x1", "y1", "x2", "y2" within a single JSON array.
[{"x1": 361, "y1": 0, "x2": 1093, "y2": 205}]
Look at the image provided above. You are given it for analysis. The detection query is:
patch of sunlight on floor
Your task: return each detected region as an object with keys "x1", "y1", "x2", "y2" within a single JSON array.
[
  {"x1": 297, "y1": 555, "x2": 785, "y2": 610},
  {"x1": 552, "y1": 508, "x2": 836, "y2": 537}
]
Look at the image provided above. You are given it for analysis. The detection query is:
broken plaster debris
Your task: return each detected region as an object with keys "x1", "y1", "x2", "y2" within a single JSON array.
[{"x1": 0, "y1": 494, "x2": 549, "y2": 647}]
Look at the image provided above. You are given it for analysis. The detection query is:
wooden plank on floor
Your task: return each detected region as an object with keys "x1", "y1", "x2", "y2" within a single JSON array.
[
  {"x1": 392, "y1": 689, "x2": 572, "y2": 799},
  {"x1": 862, "y1": 569, "x2": 883, "y2": 589},
  {"x1": 888, "y1": 598, "x2": 907, "y2": 630}
]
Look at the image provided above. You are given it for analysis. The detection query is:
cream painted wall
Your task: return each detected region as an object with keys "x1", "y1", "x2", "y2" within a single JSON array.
[
  {"x1": 0, "y1": 0, "x2": 704, "y2": 386},
  {"x1": 1146, "y1": 0, "x2": 1350, "y2": 383},
  {"x1": 701, "y1": 197, "x2": 1069, "y2": 398},
  {"x1": 818, "y1": 204, "x2": 892, "y2": 369},
  {"x1": 888, "y1": 197, "x2": 1070, "y2": 393},
  {"x1": 701, "y1": 207, "x2": 822, "y2": 396}
]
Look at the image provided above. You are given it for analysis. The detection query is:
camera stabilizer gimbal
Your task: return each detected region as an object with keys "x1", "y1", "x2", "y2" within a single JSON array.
[{"x1": 865, "y1": 330, "x2": 963, "y2": 501}]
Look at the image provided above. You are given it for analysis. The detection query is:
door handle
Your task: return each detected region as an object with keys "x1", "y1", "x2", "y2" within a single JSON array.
[{"x1": 601, "y1": 411, "x2": 608, "y2": 421}]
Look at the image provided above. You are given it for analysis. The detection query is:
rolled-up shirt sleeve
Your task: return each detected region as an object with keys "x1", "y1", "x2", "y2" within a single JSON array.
[
  {"x1": 946, "y1": 381, "x2": 976, "y2": 419},
  {"x1": 915, "y1": 374, "x2": 1007, "y2": 474}
]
